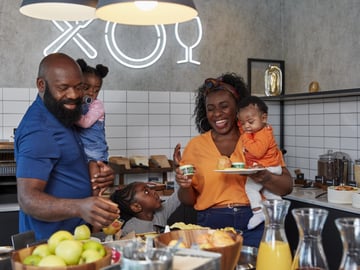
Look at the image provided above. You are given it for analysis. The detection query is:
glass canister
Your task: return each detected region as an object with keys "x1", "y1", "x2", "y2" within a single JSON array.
[
  {"x1": 256, "y1": 199, "x2": 292, "y2": 270},
  {"x1": 291, "y1": 208, "x2": 329, "y2": 270},
  {"x1": 318, "y1": 150, "x2": 335, "y2": 183},
  {"x1": 335, "y1": 217, "x2": 360, "y2": 270},
  {"x1": 354, "y1": 159, "x2": 360, "y2": 187}
]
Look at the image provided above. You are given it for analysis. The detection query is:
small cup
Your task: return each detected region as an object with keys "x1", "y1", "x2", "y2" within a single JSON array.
[
  {"x1": 179, "y1": 164, "x2": 194, "y2": 176},
  {"x1": 232, "y1": 162, "x2": 245, "y2": 169}
]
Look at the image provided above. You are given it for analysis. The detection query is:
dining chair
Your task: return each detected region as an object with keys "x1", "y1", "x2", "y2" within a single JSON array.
[{"x1": 11, "y1": 231, "x2": 35, "y2": 250}]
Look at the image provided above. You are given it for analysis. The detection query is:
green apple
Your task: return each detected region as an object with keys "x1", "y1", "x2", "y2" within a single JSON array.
[
  {"x1": 83, "y1": 240, "x2": 106, "y2": 257},
  {"x1": 102, "y1": 219, "x2": 123, "y2": 235},
  {"x1": 79, "y1": 249, "x2": 103, "y2": 264},
  {"x1": 23, "y1": 254, "x2": 42, "y2": 266},
  {"x1": 55, "y1": 239, "x2": 83, "y2": 265},
  {"x1": 74, "y1": 224, "x2": 91, "y2": 240},
  {"x1": 38, "y1": 255, "x2": 67, "y2": 267},
  {"x1": 48, "y1": 230, "x2": 74, "y2": 253},
  {"x1": 32, "y1": 243, "x2": 51, "y2": 258}
]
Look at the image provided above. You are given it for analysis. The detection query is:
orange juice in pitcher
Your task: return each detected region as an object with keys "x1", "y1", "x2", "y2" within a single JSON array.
[
  {"x1": 256, "y1": 240, "x2": 292, "y2": 270},
  {"x1": 256, "y1": 199, "x2": 292, "y2": 270}
]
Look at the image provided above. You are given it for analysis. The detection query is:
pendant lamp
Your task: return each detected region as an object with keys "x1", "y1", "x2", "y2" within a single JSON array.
[
  {"x1": 19, "y1": 0, "x2": 97, "y2": 21},
  {"x1": 96, "y1": 0, "x2": 198, "y2": 25}
]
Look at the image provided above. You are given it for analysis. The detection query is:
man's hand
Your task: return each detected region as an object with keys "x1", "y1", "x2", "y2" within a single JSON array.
[
  {"x1": 91, "y1": 161, "x2": 114, "y2": 192},
  {"x1": 78, "y1": 196, "x2": 120, "y2": 230}
]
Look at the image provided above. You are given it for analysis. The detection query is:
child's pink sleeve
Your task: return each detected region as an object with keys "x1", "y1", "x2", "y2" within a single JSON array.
[{"x1": 76, "y1": 99, "x2": 105, "y2": 128}]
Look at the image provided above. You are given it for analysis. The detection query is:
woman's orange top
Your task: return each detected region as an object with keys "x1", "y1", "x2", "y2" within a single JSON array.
[
  {"x1": 180, "y1": 131, "x2": 247, "y2": 210},
  {"x1": 180, "y1": 131, "x2": 286, "y2": 210}
]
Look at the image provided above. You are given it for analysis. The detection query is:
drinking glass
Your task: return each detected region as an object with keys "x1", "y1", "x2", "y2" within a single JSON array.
[
  {"x1": 335, "y1": 217, "x2": 360, "y2": 270},
  {"x1": 291, "y1": 208, "x2": 329, "y2": 270}
]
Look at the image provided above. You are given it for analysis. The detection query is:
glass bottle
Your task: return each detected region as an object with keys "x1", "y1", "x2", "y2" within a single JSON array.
[
  {"x1": 256, "y1": 199, "x2": 292, "y2": 270},
  {"x1": 291, "y1": 208, "x2": 329, "y2": 270},
  {"x1": 335, "y1": 217, "x2": 360, "y2": 270}
]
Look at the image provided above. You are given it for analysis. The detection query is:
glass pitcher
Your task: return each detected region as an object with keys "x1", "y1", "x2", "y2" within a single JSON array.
[
  {"x1": 256, "y1": 199, "x2": 292, "y2": 270},
  {"x1": 335, "y1": 217, "x2": 360, "y2": 270},
  {"x1": 291, "y1": 208, "x2": 329, "y2": 270}
]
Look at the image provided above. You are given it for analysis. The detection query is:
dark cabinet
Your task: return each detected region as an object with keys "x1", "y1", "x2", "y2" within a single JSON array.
[
  {"x1": 285, "y1": 199, "x2": 359, "y2": 270},
  {"x1": 0, "y1": 182, "x2": 19, "y2": 246},
  {"x1": 167, "y1": 203, "x2": 197, "y2": 225},
  {"x1": 0, "y1": 210, "x2": 19, "y2": 246}
]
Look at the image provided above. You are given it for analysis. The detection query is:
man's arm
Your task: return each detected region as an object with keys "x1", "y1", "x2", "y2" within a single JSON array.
[{"x1": 17, "y1": 177, "x2": 120, "y2": 229}]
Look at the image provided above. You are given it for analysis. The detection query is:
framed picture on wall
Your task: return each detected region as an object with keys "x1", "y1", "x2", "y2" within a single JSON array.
[{"x1": 247, "y1": 58, "x2": 285, "y2": 96}]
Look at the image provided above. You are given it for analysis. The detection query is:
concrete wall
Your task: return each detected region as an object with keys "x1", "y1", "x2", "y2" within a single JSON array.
[
  {"x1": 0, "y1": 0, "x2": 282, "y2": 91},
  {"x1": 283, "y1": 0, "x2": 360, "y2": 93},
  {"x1": 2, "y1": 1, "x2": 360, "y2": 181},
  {"x1": 2, "y1": 1, "x2": 360, "y2": 93}
]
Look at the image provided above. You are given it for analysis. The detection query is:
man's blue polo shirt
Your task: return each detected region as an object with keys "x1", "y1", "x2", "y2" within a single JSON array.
[{"x1": 15, "y1": 95, "x2": 92, "y2": 240}]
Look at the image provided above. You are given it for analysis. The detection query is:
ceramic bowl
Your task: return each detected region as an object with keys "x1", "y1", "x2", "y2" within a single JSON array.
[
  {"x1": 327, "y1": 185, "x2": 358, "y2": 204},
  {"x1": 154, "y1": 229, "x2": 243, "y2": 270},
  {"x1": 179, "y1": 164, "x2": 194, "y2": 176},
  {"x1": 352, "y1": 192, "x2": 360, "y2": 208},
  {"x1": 232, "y1": 162, "x2": 245, "y2": 169}
]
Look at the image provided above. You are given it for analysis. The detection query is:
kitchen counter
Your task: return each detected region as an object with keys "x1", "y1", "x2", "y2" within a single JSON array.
[
  {"x1": 284, "y1": 186, "x2": 360, "y2": 270},
  {"x1": 0, "y1": 203, "x2": 19, "y2": 212},
  {"x1": 284, "y1": 186, "x2": 360, "y2": 214}
]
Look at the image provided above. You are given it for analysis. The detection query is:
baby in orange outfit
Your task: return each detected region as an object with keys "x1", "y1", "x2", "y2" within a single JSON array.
[{"x1": 238, "y1": 96, "x2": 283, "y2": 229}]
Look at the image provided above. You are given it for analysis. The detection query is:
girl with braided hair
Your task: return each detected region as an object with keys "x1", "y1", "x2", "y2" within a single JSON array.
[
  {"x1": 76, "y1": 59, "x2": 109, "y2": 195},
  {"x1": 110, "y1": 182, "x2": 180, "y2": 236}
]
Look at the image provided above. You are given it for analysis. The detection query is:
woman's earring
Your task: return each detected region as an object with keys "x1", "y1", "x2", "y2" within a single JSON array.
[{"x1": 199, "y1": 117, "x2": 209, "y2": 133}]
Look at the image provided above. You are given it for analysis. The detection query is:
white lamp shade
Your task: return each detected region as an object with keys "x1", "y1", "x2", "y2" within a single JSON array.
[
  {"x1": 96, "y1": 0, "x2": 198, "y2": 25},
  {"x1": 19, "y1": 0, "x2": 97, "y2": 21}
]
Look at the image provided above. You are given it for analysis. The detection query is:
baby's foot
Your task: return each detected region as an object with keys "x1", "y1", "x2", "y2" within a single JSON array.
[{"x1": 247, "y1": 209, "x2": 264, "y2": 229}]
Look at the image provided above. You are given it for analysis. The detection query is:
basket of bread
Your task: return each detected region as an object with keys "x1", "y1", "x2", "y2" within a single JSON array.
[{"x1": 154, "y1": 227, "x2": 243, "y2": 270}]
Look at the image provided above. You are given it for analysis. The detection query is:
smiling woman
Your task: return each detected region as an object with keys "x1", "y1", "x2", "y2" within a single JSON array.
[{"x1": 174, "y1": 72, "x2": 293, "y2": 248}]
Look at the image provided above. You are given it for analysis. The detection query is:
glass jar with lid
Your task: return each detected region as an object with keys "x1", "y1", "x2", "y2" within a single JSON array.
[{"x1": 354, "y1": 159, "x2": 360, "y2": 187}]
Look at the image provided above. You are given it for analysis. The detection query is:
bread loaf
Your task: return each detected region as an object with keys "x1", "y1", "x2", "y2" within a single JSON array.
[{"x1": 217, "y1": 155, "x2": 232, "y2": 169}]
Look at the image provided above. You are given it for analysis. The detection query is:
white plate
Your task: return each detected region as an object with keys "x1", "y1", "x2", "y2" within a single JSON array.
[{"x1": 214, "y1": 168, "x2": 266, "y2": 175}]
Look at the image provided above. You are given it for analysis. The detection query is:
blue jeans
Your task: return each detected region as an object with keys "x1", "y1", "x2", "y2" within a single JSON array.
[{"x1": 197, "y1": 206, "x2": 264, "y2": 247}]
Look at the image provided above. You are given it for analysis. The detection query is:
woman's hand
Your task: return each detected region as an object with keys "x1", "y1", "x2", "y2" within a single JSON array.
[
  {"x1": 173, "y1": 143, "x2": 182, "y2": 167},
  {"x1": 251, "y1": 167, "x2": 293, "y2": 196},
  {"x1": 173, "y1": 143, "x2": 193, "y2": 188},
  {"x1": 250, "y1": 169, "x2": 272, "y2": 184},
  {"x1": 175, "y1": 166, "x2": 193, "y2": 189},
  {"x1": 172, "y1": 143, "x2": 196, "y2": 205}
]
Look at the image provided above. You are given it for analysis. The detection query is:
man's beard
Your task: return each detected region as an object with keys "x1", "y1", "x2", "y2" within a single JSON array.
[{"x1": 43, "y1": 83, "x2": 82, "y2": 127}]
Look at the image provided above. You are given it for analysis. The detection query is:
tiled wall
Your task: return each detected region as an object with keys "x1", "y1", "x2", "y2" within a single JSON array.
[
  {"x1": 2, "y1": 87, "x2": 359, "y2": 183},
  {"x1": 273, "y1": 96, "x2": 360, "y2": 181},
  {"x1": 0, "y1": 87, "x2": 198, "y2": 183}
]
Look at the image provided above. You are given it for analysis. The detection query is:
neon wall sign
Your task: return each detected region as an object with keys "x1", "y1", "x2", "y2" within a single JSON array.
[{"x1": 44, "y1": 17, "x2": 203, "y2": 69}]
